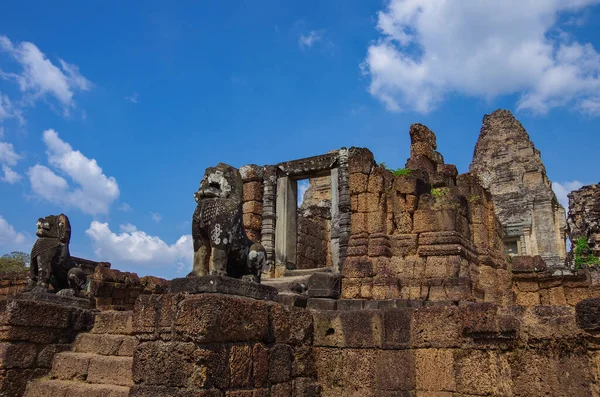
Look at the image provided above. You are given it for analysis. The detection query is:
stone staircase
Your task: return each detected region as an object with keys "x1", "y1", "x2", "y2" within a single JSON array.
[{"x1": 24, "y1": 311, "x2": 136, "y2": 397}]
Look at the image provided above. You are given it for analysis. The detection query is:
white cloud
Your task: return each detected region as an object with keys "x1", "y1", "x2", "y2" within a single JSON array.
[
  {"x1": 0, "y1": 141, "x2": 21, "y2": 166},
  {"x1": 119, "y1": 223, "x2": 138, "y2": 233},
  {"x1": 553, "y1": 180, "x2": 584, "y2": 210},
  {"x1": 0, "y1": 215, "x2": 26, "y2": 246},
  {"x1": 151, "y1": 212, "x2": 162, "y2": 223},
  {"x1": 363, "y1": 0, "x2": 600, "y2": 114},
  {"x1": 0, "y1": 93, "x2": 20, "y2": 123},
  {"x1": 0, "y1": 35, "x2": 91, "y2": 116},
  {"x1": 125, "y1": 93, "x2": 138, "y2": 104},
  {"x1": 118, "y1": 202, "x2": 132, "y2": 212},
  {"x1": 299, "y1": 31, "x2": 322, "y2": 49},
  {"x1": 85, "y1": 221, "x2": 192, "y2": 271},
  {"x1": 27, "y1": 129, "x2": 119, "y2": 214},
  {"x1": 2, "y1": 165, "x2": 21, "y2": 184}
]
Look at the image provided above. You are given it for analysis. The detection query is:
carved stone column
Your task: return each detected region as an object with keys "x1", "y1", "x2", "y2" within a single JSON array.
[
  {"x1": 261, "y1": 165, "x2": 277, "y2": 274},
  {"x1": 337, "y1": 148, "x2": 351, "y2": 273}
]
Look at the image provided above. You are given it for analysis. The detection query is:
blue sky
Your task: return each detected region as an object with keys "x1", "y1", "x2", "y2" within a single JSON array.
[{"x1": 1, "y1": 1, "x2": 599, "y2": 279}]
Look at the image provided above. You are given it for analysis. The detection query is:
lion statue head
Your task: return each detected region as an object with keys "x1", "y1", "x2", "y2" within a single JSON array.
[
  {"x1": 35, "y1": 214, "x2": 71, "y2": 244},
  {"x1": 194, "y1": 163, "x2": 243, "y2": 204}
]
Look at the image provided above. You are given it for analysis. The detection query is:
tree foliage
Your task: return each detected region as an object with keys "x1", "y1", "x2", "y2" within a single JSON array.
[
  {"x1": 0, "y1": 251, "x2": 29, "y2": 274},
  {"x1": 574, "y1": 237, "x2": 600, "y2": 270}
]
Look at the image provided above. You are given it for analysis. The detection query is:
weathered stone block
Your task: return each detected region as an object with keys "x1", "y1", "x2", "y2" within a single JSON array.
[
  {"x1": 243, "y1": 181, "x2": 263, "y2": 202},
  {"x1": 306, "y1": 298, "x2": 337, "y2": 311},
  {"x1": 576, "y1": 297, "x2": 600, "y2": 331},
  {"x1": 307, "y1": 273, "x2": 341, "y2": 299},
  {"x1": 242, "y1": 200, "x2": 264, "y2": 215},
  {"x1": 415, "y1": 349, "x2": 455, "y2": 392},
  {"x1": 269, "y1": 344, "x2": 292, "y2": 384},
  {"x1": 229, "y1": 345, "x2": 252, "y2": 388},
  {"x1": 271, "y1": 304, "x2": 313, "y2": 345},
  {"x1": 252, "y1": 343, "x2": 269, "y2": 388},
  {"x1": 413, "y1": 210, "x2": 457, "y2": 233},
  {"x1": 174, "y1": 294, "x2": 270, "y2": 343},
  {"x1": 512, "y1": 255, "x2": 547, "y2": 273},
  {"x1": 342, "y1": 257, "x2": 374, "y2": 278},
  {"x1": 374, "y1": 350, "x2": 415, "y2": 391},
  {"x1": 0, "y1": 342, "x2": 37, "y2": 368}
]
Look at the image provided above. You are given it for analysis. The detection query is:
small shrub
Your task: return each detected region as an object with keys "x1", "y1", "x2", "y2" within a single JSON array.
[
  {"x1": 392, "y1": 168, "x2": 411, "y2": 177},
  {"x1": 380, "y1": 163, "x2": 412, "y2": 177},
  {"x1": 431, "y1": 187, "x2": 448, "y2": 197},
  {"x1": 573, "y1": 237, "x2": 600, "y2": 270}
]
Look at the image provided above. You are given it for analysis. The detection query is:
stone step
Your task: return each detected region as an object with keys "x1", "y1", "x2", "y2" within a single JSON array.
[
  {"x1": 262, "y1": 274, "x2": 311, "y2": 293},
  {"x1": 283, "y1": 266, "x2": 334, "y2": 277},
  {"x1": 24, "y1": 379, "x2": 129, "y2": 397},
  {"x1": 73, "y1": 333, "x2": 138, "y2": 356},
  {"x1": 50, "y1": 352, "x2": 133, "y2": 386},
  {"x1": 90, "y1": 310, "x2": 133, "y2": 335}
]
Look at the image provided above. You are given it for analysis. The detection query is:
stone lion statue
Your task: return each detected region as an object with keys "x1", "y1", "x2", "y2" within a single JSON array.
[
  {"x1": 190, "y1": 163, "x2": 266, "y2": 282},
  {"x1": 27, "y1": 214, "x2": 87, "y2": 295}
]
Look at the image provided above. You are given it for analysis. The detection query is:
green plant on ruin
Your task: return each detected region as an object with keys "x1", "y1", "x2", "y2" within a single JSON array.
[
  {"x1": 431, "y1": 187, "x2": 448, "y2": 197},
  {"x1": 379, "y1": 162, "x2": 412, "y2": 177},
  {"x1": 391, "y1": 168, "x2": 411, "y2": 177},
  {"x1": 573, "y1": 237, "x2": 600, "y2": 270},
  {"x1": 468, "y1": 195, "x2": 481, "y2": 203}
]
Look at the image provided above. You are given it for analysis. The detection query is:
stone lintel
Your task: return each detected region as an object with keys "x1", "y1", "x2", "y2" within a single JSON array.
[
  {"x1": 277, "y1": 152, "x2": 338, "y2": 178},
  {"x1": 169, "y1": 276, "x2": 278, "y2": 301}
]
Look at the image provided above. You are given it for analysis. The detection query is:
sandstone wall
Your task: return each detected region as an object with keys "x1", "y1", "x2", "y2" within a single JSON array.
[
  {"x1": 342, "y1": 125, "x2": 510, "y2": 305},
  {"x1": 0, "y1": 271, "x2": 28, "y2": 304},
  {"x1": 568, "y1": 183, "x2": 600, "y2": 258},
  {"x1": 130, "y1": 293, "x2": 319, "y2": 396},
  {"x1": 297, "y1": 177, "x2": 333, "y2": 270},
  {"x1": 313, "y1": 302, "x2": 600, "y2": 396},
  {"x1": 89, "y1": 266, "x2": 168, "y2": 310}
]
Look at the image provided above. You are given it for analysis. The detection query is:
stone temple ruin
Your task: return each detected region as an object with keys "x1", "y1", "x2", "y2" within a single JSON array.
[
  {"x1": 470, "y1": 110, "x2": 567, "y2": 269},
  {"x1": 2, "y1": 109, "x2": 600, "y2": 396}
]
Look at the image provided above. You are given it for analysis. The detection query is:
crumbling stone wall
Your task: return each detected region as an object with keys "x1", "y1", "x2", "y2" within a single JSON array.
[
  {"x1": 342, "y1": 124, "x2": 510, "y2": 304},
  {"x1": 89, "y1": 266, "x2": 168, "y2": 310},
  {"x1": 568, "y1": 183, "x2": 600, "y2": 258},
  {"x1": 470, "y1": 109, "x2": 567, "y2": 268},
  {"x1": 130, "y1": 293, "x2": 319, "y2": 396},
  {"x1": 0, "y1": 271, "x2": 28, "y2": 304},
  {"x1": 297, "y1": 177, "x2": 333, "y2": 270}
]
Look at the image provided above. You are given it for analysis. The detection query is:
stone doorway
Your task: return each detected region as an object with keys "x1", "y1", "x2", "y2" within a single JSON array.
[{"x1": 269, "y1": 150, "x2": 350, "y2": 275}]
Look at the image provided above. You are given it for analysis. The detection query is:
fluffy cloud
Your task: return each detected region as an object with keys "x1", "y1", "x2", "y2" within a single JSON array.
[
  {"x1": 553, "y1": 180, "x2": 585, "y2": 211},
  {"x1": 0, "y1": 35, "x2": 91, "y2": 116},
  {"x1": 86, "y1": 221, "x2": 192, "y2": 271},
  {"x1": 0, "y1": 140, "x2": 21, "y2": 183},
  {"x1": 27, "y1": 129, "x2": 119, "y2": 214},
  {"x1": 0, "y1": 215, "x2": 26, "y2": 246},
  {"x1": 2, "y1": 165, "x2": 21, "y2": 184},
  {"x1": 299, "y1": 31, "x2": 322, "y2": 49},
  {"x1": 363, "y1": 0, "x2": 600, "y2": 114},
  {"x1": 0, "y1": 141, "x2": 20, "y2": 166}
]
